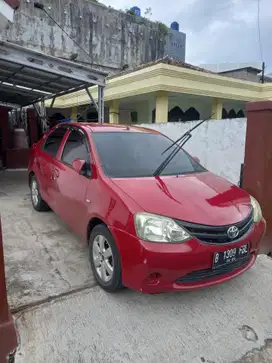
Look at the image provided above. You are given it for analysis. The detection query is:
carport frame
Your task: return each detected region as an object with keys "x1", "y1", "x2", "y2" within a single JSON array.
[{"x1": 0, "y1": 41, "x2": 107, "y2": 123}]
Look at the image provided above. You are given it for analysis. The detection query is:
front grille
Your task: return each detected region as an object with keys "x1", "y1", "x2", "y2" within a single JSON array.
[
  {"x1": 176, "y1": 255, "x2": 251, "y2": 283},
  {"x1": 175, "y1": 209, "x2": 254, "y2": 244}
]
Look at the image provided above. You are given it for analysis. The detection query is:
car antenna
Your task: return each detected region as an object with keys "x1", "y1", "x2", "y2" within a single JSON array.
[{"x1": 153, "y1": 114, "x2": 214, "y2": 177}]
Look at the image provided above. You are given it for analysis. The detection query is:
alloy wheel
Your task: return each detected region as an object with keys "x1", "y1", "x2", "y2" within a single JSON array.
[
  {"x1": 92, "y1": 234, "x2": 114, "y2": 282},
  {"x1": 31, "y1": 180, "x2": 39, "y2": 206}
]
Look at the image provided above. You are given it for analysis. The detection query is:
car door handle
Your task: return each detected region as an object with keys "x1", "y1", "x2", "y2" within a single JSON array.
[{"x1": 52, "y1": 169, "x2": 59, "y2": 180}]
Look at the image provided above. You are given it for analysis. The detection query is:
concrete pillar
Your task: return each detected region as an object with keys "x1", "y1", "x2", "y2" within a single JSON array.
[
  {"x1": 243, "y1": 101, "x2": 272, "y2": 254},
  {"x1": 71, "y1": 106, "x2": 78, "y2": 121},
  {"x1": 211, "y1": 98, "x2": 223, "y2": 120},
  {"x1": 108, "y1": 100, "x2": 120, "y2": 124},
  {"x1": 155, "y1": 91, "x2": 168, "y2": 123}
]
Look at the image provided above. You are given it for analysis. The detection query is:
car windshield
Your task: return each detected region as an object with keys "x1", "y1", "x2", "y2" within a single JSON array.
[{"x1": 92, "y1": 131, "x2": 206, "y2": 178}]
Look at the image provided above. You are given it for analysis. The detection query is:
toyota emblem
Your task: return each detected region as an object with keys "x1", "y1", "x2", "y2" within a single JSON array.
[{"x1": 227, "y1": 226, "x2": 239, "y2": 239}]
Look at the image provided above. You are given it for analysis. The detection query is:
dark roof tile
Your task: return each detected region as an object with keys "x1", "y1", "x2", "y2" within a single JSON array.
[{"x1": 109, "y1": 56, "x2": 216, "y2": 79}]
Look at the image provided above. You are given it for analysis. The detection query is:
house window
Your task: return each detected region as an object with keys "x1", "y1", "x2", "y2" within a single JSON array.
[
  {"x1": 168, "y1": 106, "x2": 184, "y2": 122},
  {"x1": 237, "y1": 110, "x2": 245, "y2": 118},
  {"x1": 152, "y1": 109, "x2": 156, "y2": 123},
  {"x1": 222, "y1": 108, "x2": 228, "y2": 119},
  {"x1": 184, "y1": 107, "x2": 200, "y2": 121},
  {"x1": 228, "y1": 109, "x2": 237, "y2": 119},
  {"x1": 131, "y1": 111, "x2": 138, "y2": 123},
  {"x1": 168, "y1": 107, "x2": 200, "y2": 122}
]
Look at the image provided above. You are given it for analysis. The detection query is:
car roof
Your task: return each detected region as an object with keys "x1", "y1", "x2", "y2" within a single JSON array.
[{"x1": 65, "y1": 122, "x2": 161, "y2": 134}]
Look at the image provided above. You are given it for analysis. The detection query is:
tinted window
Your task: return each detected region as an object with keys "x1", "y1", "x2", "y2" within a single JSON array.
[
  {"x1": 61, "y1": 129, "x2": 89, "y2": 166},
  {"x1": 43, "y1": 127, "x2": 67, "y2": 157},
  {"x1": 92, "y1": 132, "x2": 205, "y2": 178}
]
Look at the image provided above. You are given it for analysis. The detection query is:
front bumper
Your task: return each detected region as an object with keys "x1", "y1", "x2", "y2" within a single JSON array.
[{"x1": 111, "y1": 218, "x2": 266, "y2": 293}]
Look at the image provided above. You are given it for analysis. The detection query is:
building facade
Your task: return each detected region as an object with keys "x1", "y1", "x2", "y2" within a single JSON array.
[
  {"x1": 164, "y1": 25, "x2": 186, "y2": 62},
  {"x1": 45, "y1": 57, "x2": 272, "y2": 125}
]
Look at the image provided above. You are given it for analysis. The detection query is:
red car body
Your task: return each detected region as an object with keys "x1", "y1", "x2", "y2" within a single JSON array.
[{"x1": 28, "y1": 123, "x2": 266, "y2": 293}]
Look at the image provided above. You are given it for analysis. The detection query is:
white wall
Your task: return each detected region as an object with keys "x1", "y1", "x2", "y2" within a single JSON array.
[{"x1": 138, "y1": 118, "x2": 247, "y2": 185}]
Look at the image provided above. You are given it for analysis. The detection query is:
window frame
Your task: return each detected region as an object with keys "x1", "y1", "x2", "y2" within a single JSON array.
[
  {"x1": 59, "y1": 126, "x2": 92, "y2": 177},
  {"x1": 42, "y1": 126, "x2": 68, "y2": 158}
]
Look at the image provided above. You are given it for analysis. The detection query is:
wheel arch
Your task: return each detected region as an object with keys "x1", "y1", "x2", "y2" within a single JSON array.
[
  {"x1": 28, "y1": 171, "x2": 35, "y2": 186},
  {"x1": 87, "y1": 217, "x2": 107, "y2": 243}
]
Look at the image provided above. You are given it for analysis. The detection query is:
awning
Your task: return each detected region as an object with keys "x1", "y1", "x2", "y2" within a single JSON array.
[{"x1": 0, "y1": 41, "x2": 107, "y2": 109}]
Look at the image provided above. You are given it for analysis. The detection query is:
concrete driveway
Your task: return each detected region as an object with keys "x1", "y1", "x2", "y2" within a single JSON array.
[
  {"x1": 0, "y1": 170, "x2": 94, "y2": 310},
  {"x1": 14, "y1": 256, "x2": 272, "y2": 363},
  {"x1": 1, "y1": 170, "x2": 272, "y2": 363}
]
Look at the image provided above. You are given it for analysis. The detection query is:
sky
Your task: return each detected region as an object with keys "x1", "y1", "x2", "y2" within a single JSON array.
[{"x1": 102, "y1": 0, "x2": 272, "y2": 73}]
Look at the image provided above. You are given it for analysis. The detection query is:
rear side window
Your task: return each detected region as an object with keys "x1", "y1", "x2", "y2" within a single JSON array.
[
  {"x1": 43, "y1": 127, "x2": 67, "y2": 157},
  {"x1": 61, "y1": 129, "x2": 89, "y2": 166}
]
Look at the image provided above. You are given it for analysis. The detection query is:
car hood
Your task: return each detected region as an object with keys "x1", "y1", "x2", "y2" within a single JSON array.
[{"x1": 112, "y1": 172, "x2": 252, "y2": 226}]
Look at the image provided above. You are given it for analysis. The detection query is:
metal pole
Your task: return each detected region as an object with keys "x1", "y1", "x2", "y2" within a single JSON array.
[
  {"x1": 98, "y1": 86, "x2": 104, "y2": 123},
  {"x1": 49, "y1": 96, "x2": 56, "y2": 109},
  {"x1": 101, "y1": 86, "x2": 104, "y2": 123},
  {"x1": 261, "y1": 62, "x2": 265, "y2": 84},
  {"x1": 85, "y1": 86, "x2": 98, "y2": 112},
  {"x1": 98, "y1": 86, "x2": 101, "y2": 124}
]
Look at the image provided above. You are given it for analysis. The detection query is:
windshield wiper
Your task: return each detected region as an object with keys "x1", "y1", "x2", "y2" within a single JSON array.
[{"x1": 153, "y1": 115, "x2": 213, "y2": 177}]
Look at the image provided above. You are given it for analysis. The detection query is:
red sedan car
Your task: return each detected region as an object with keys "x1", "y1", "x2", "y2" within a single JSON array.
[{"x1": 28, "y1": 123, "x2": 266, "y2": 293}]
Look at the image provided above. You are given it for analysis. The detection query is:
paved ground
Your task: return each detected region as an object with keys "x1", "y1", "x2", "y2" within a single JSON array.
[
  {"x1": 14, "y1": 256, "x2": 272, "y2": 363},
  {"x1": 1, "y1": 170, "x2": 272, "y2": 363},
  {"x1": 0, "y1": 170, "x2": 94, "y2": 310},
  {"x1": 235, "y1": 340, "x2": 272, "y2": 363}
]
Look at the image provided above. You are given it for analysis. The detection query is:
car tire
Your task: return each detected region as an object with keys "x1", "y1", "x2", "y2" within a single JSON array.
[
  {"x1": 30, "y1": 175, "x2": 50, "y2": 212},
  {"x1": 89, "y1": 224, "x2": 124, "y2": 293}
]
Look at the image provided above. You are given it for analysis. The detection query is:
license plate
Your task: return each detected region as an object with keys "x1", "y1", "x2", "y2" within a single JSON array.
[{"x1": 213, "y1": 244, "x2": 249, "y2": 269}]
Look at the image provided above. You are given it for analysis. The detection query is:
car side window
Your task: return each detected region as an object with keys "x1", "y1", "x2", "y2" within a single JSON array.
[
  {"x1": 61, "y1": 129, "x2": 90, "y2": 167},
  {"x1": 43, "y1": 127, "x2": 67, "y2": 157}
]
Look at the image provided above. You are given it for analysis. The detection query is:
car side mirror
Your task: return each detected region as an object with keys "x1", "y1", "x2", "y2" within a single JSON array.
[
  {"x1": 193, "y1": 156, "x2": 200, "y2": 163},
  {"x1": 72, "y1": 159, "x2": 86, "y2": 174}
]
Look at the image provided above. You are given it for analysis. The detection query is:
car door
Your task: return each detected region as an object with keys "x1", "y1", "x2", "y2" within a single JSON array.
[
  {"x1": 51, "y1": 127, "x2": 92, "y2": 237},
  {"x1": 35, "y1": 127, "x2": 67, "y2": 206}
]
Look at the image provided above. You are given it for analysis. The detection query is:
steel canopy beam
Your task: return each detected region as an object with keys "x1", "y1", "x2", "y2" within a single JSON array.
[
  {"x1": 0, "y1": 41, "x2": 107, "y2": 122},
  {"x1": 85, "y1": 86, "x2": 105, "y2": 123},
  {"x1": 85, "y1": 86, "x2": 98, "y2": 112},
  {"x1": 0, "y1": 83, "x2": 42, "y2": 97},
  {"x1": 0, "y1": 41, "x2": 107, "y2": 87}
]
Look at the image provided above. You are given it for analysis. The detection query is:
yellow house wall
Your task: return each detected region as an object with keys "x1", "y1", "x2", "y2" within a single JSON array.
[{"x1": 45, "y1": 63, "x2": 272, "y2": 110}]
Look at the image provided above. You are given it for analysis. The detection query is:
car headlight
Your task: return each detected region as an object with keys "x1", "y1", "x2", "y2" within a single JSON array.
[
  {"x1": 134, "y1": 212, "x2": 190, "y2": 243},
  {"x1": 250, "y1": 196, "x2": 262, "y2": 223}
]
